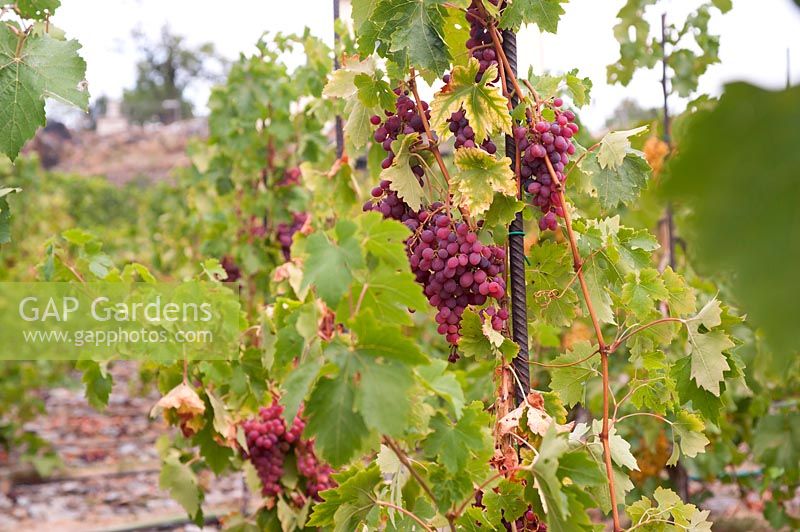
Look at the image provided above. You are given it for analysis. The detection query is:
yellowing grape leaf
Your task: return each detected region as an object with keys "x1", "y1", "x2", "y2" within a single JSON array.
[
  {"x1": 597, "y1": 126, "x2": 648, "y2": 170},
  {"x1": 452, "y1": 147, "x2": 516, "y2": 217},
  {"x1": 381, "y1": 133, "x2": 425, "y2": 210},
  {"x1": 429, "y1": 58, "x2": 510, "y2": 142}
]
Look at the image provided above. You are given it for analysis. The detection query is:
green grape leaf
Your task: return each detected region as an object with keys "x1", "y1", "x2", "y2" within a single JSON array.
[
  {"x1": 621, "y1": 267, "x2": 668, "y2": 320},
  {"x1": 354, "y1": 72, "x2": 395, "y2": 110},
  {"x1": 526, "y1": 241, "x2": 579, "y2": 327},
  {"x1": 301, "y1": 222, "x2": 364, "y2": 307},
  {"x1": 14, "y1": 0, "x2": 60, "y2": 19},
  {"x1": 0, "y1": 187, "x2": 20, "y2": 244},
  {"x1": 592, "y1": 420, "x2": 639, "y2": 471},
  {"x1": 665, "y1": 83, "x2": 800, "y2": 358},
  {"x1": 626, "y1": 487, "x2": 713, "y2": 531},
  {"x1": 423, "y1": 401, "x2": 491, "y2": 473},
  {"x1": 661, "y1": 266, "x2": 697, "y2": 316},
  {"x1": 442, "y1": 5, "x2": 470, "y2": 68},
  {"x1": 358, "y1": 212, "x2": 412, "y2": 268},
  {"x1": 429, "y1": 58, "x2": 510, "y2": 142},
  {"x1": 752, "y1": 413, "x2": 800, "y2": 481},
  {"x1": 308, "y1": 465, "x2": 381, "y2": 527},
  {"x1": 418, "y1": 360, "x2": 466, "y2": 418},
  {"x1": 344, "y1": 97, "x2": 378, "y2": 150},
  {"x1": 305, "y1": 371, "x2": 370, "y2": 467},
  {"x1": 547, "y1": 341, "x2": 599, "y2": 408},
  {"x1": 581, "y1": 150, "x2": 651, "y2": 211},
  {"x1": 346, "y1": 267, "x2": 427, "y2": 326},
  {"x1": 527, "y1": 71, "x2": 563, "y2": 101},
  {"x1": 483, "y1": 479, "x2": 526, "y2": 524},
  {"x1": 279, "y1": 358, "x2": 322, "y2": 424},
  {"x1": 565, "y1": 69, "x2": 592, "y2": 107},
  {"x1": 452, "y1": 147, "x2": 516, "y2": 217},
  {"x1": 381, "y1": 133, "x2": 425, "y2": 210},
  {"x1": 351, "y1": 0, "x2": 379, "y2": 30},
  {"x1": 668, "y1": 411, "x2": 709, "y2": 465},
  {"x1": 483, "y1": 193, "x2": 524, "y2": 229},
  {"x1": 350, "y1": 312, "x2": 429, "y2": 365},
  {"x1": 354, "y1": 358, "x2": 414, "y2": 437},
  {"x1": 532, "y1": 427, "x2": 570, "y2": 523},
  {"x1": 499, "y1": 0, "x2": 568, "y2": 33},
  {"x1": 557, "y1": 449, "x2": 606, "y2": 487},
  {"x1": 684, "y1": 299, "x2": 734, "y2": 396},
  {"x1": 711, "y1": 0, "x2": 732, "y2": 12},
  {"x1": 0, "y1": 27, "x2": 88, "y2": 160},
  {"x1": 160, "y1": 451, "x2": 202, "y2": 518},
  {"x1": 459, "y1": 308, "x2": 517, "y2": 359},
  {"x1": 388, "y1": 0, "x2": 450, "y2": 75},
  {"x1": 597, "y1": 126, "x2": 648, "y2": 170},
  {"x1": 671, "y1": 355, "x2": 724, "y2": 424},
  {"x1": 77, "y1": 359, "x2": 112, "y2": 410}
]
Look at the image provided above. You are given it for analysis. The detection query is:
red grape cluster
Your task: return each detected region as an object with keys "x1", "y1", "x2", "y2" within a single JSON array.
[
  {"x1": 465, "y1": 0, "x2": 500, "y2": 80},
  {"x1": 447, "y1": 109, "x2": 497, "y2": 153},
  {"x1": 277, "y1": 166, "x2": 302, "y2": 187},
  {"x1": 480, "y1": 304, "x2": 509, "y2": 333},
  {"x1": 220, "y1": 255, "x2": 241, "y2": 282},
  {"x1": 408, "y1": 206, "x2": 507, "y2": 348},
  {"x1": 515, "y1": 98, "x2": 579, "y2": 231},
  {"x1": 276, "y1": 212, "x2": 308, "y2": 260},
  {"x1": 363, "y1": 179, "x2": 420, "y2": 229},
  {"x1": 241, "y1": 401, "x2": 334, "y2": 501},
  {"x1": 370, "y1": 89, "x2": 430, "y2": 174}
]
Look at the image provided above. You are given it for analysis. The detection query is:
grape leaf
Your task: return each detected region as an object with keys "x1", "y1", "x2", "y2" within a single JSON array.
[
  {"x1": 344, "y1": 97, "x2": 378, "y2": 150},
  {"x1": 527, "y1": 71, "x2": 562, "y2": 101},
  {"x1": 423, "y1": 401, "x2": 491, "y2": 473},
  {"x1": 0, "y1": 27, "x2": 88, "y2": 160},
  {"x1": 323, "y1": 56, "x2": 376, "y2": 99},
  {"x1": 483, "y1": 193, "x2": 524, "y2": 229},
  {"x1": 483, "y1": 479, "x2": 526, "y2": 523},
  {"x1": 308, "y1": 465, "x2": 381, "y2": 527},
  {"x1": 671, "y1": 355, "x2": 724, "y2": 424},
  {"x1": 381, "y1": 133, "x2": 425, "y2": 210},
  {"x1": 668, "y1": 411, "x2": 709, "y2": 465},
  {"x1": 301, "y1": 222, "x2": 364, "y2": 307},
  {"x1": 526, "y1": 241, "x2": 579, "y2": 327},
  {"x1": 351, "y1": 0, "x2": 379, "y2": 31},
  {"x1": 388, "y1": 0, "x2": 450, "y2": 75},
  {"x1": 354, "y1": 358, "x2": 414, "y2": 437},
  {"x1": 665, "y1": 83, "x2": 800, "y2": 358},
  {"x1": 581, "y1": 151, "x2": 651, "y2": 211},
  {"x1": 0, "y1": 187, "x2": 20, "y2": 244},
  {"x1": 499, "y1": 0, "x2": 568, "y2": 34},
  {"x1": 160, "y1": 451, "x2": 202, "y2": 518},
  {"x1": 621, "y1": 267, "x2": 668, "y2": 320},
  {"x1": 429, "y1": 58, "x2": 510, "y2": 142},
  {"x1": 565, "y1": 69, "x2": 592, "y2": 107},
  {"x1": 13, "y1": 0, "x2": 61, "y2": 20},
  {"x1": 354, "y1": 72, "x2": 395, "y2": 110},
  {"x1": 626, "y1": 487, "x2": 713, "y2": 531},
  {"x1": 661, "y1": 266, "x2": 697, "y2": 316},
  {"x1": 531, "y1": 428, "x2": 570, "y2": 523},
  {"x1": 279, "y1": 358, "x2": 322, "y2": 424},
  {"x1": 452, "y1": 147, "x2": 516, "y2": 217},
  {"x1": 350, "y1": 312, "x2": 429, "y2": 365},
  {"x1": 596, "y1": 126, "x2": 648, "y2": 170},
  {"x1": 358, "y1": 212, "x2": 412, "y2": 268},
  {"x1": 592, "y1": 420, "x2": 639, "y2": 471},
  {"x1": 547, "y1": 341, "x2": 599, "y2": 408},
  {"x1": 684, "y1": 298, "x2": 734, "y2": 396},
  {"x1": 417, "y1": 360, "x2": 466, "y2": 418},
  {"x1": 304, "y1": 370, "x2": 370, "y2": 467}
]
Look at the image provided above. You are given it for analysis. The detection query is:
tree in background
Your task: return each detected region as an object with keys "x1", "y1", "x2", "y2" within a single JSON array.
[{"x1": 122, "y1": 25, "x2": 226, "y2": 124}]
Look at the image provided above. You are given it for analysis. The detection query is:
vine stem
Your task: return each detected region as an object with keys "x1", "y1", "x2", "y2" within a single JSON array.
[
  {"x1": 407, "y1": 68, "x2": 460, "y2": 220},
  {"x1": 382, "y1": 437, "x2": 439, "y2": 509},
  {"x1": 544, "y1": 156, "x2": 622, "y2": 531},
  {"x1": 372, "y1": 500, "x2": 434, "y2": 532},
  {"x1": 609, "y1": 317, "x2": 682, "y2": 353}
]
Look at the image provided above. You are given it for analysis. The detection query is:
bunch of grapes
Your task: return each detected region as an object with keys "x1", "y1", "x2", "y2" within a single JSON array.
[
  {"x1": 220, "y1": 255, "x2": 241, "y2": 282},
  {"x1": 502, "y1": 508, "x2": 547, "y2": 532},
  {"x1": 275, "y1": 212, "x2": 308, "y2": 260},
  {"x1": 241, "y1": 401, "x2": 334, "y2": 501},
  {"x1": 370, "y1": 89, "x2": 430, "y2": 174},
  {"x1": 277, "y1": 166, "x2": 302, "y2": 187},
  {"x1": 515, "y1": 98, "x2": 579, "y2": 231},
  {"x1": 408, "y1": 206, "x2": 507, "y2": 349},
  {"x1": 465, "y1": 0, "x2": 500, "y2": 80},
  {"x1": 362, "y1": 179, "x2": 420, "y2": 230},
  {"x1": 447, "y1": 109, "x2": 497, "y2": 153}
]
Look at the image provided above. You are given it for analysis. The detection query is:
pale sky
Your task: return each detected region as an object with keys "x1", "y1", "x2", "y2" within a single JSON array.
[{"x1": 52, "y1": 0, "x2": 800, "y2": 132}]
